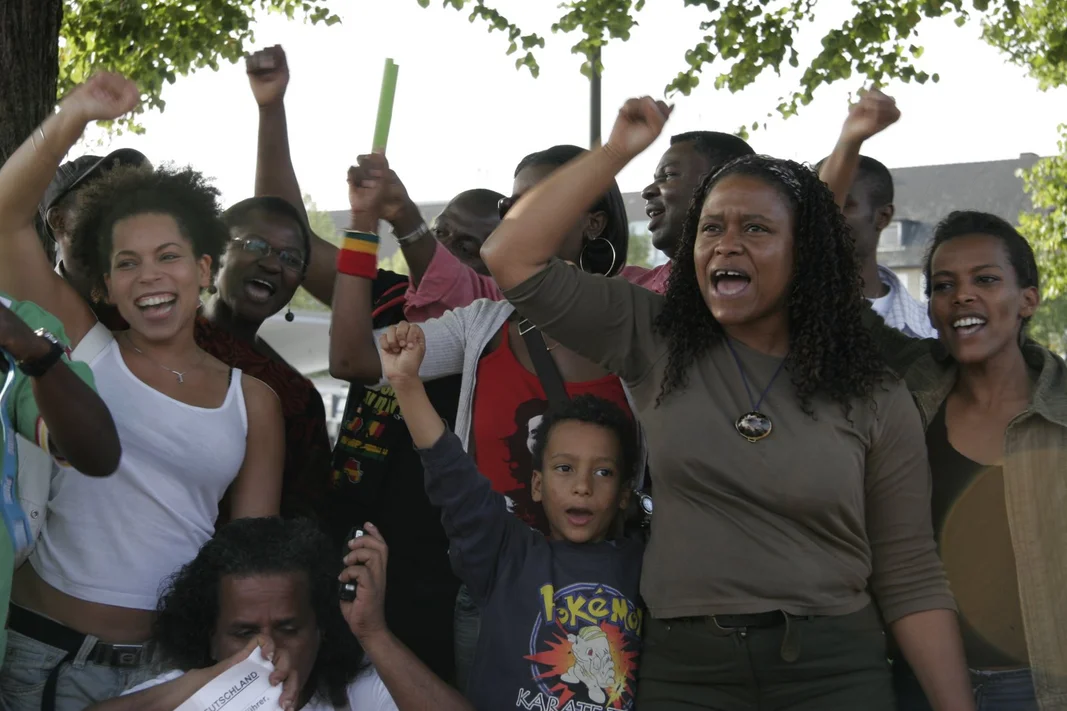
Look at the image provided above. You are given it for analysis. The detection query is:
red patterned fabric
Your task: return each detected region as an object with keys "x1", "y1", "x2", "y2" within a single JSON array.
[{"x1": 195, "y1": 317, "x2": 332, "y2": 523}]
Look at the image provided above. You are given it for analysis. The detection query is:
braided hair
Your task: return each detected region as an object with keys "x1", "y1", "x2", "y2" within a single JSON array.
[{"x1": 653, "y1": 155, "x2": 886, "y2": 416}]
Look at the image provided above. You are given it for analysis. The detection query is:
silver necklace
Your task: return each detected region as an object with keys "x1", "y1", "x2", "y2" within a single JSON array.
[{"x1": 124, "y1": 334, "x2": 202, "y2": 384}]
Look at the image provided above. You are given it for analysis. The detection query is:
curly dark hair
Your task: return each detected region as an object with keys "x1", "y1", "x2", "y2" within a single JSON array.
[
  {"x1": 69, "y1": 163, "x2": 230, "y2": 301},
  {"x1": 654, "y1": 155, "x2": 886, "y2": 416},
  {"x1": 530, "y1": 394, "x2": 638, "y2": 484},
  {"x1": 153, "y1": 517, "x2": 365, "y2": 707},
  {"x1": 923, "y1": 210, "x2": 1039, "y2": 332}
]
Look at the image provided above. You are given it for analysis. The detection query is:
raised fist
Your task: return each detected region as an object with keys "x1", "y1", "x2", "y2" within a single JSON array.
[
  {"x1": 60, "y1": 72, "x2": 140, "y2": 124},
  {"x1": 378, "y1": 322, "x2": 426, "y2": 384},
  {"x1": 840, "y1": 88, "x2": 900, "y2": 145},
  {"x1": 604, "y1": 97, "x2": 673, "y2": 162},
  {"x1": 246, "y1": 45, "x2": 289, "y2": 107}
]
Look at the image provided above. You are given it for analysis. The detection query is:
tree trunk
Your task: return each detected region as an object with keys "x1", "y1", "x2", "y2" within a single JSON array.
[{"x1": 0, "y1": 0, "x2": 62, "y2": 163}]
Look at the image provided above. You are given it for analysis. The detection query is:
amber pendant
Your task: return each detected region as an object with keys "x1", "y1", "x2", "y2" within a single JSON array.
[{"x1": 735, "y1": 411, "x2": 772, "y2": 442}]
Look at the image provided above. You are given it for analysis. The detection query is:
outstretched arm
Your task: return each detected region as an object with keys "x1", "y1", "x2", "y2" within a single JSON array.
[
  {"x1": 247, "y1": 45, "x2": 342, "y2": 306},
  {"x1": 341, "y1": 525, "x2": 474, "y2": 711},
  {"x1": 478, "y1": 98, "x2": 672, "y2": 382},
  {"x1": 384, "y1": 322, "x2": 523, "y2": 602},
  {"x1": 481, "y1": 97, "x2": 670, "y2": 291},
  {"x1": 4, "y1": 301, "x2": 119, "y2": 476},
  {"x1": 329, "y1": 155, "x2": 391, "y2": 383},
  {"x1": 0, "y1": 73, "x2": 139, "y2": 346},
  {"x1": 817, "y1": 88, "x2": 900, "y2": 209}
]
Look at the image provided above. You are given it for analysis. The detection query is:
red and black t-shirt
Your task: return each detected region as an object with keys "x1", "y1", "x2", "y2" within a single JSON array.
[{"x1": 471, "y1": 324, "x2": 631, "y2": 535}]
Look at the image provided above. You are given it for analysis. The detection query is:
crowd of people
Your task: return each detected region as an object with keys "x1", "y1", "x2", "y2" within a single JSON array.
[{"x1": 0, "y1": 41, "x2": 1063, "y2": 711}]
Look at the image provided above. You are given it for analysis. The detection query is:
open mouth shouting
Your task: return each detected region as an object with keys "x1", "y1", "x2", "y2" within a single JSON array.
[
  {"x1": 135, "y1": 292, "x2": 177, "y2": 321},
  {"x1": 952, "y1": 314, "x2": 987, "y2": 337},
  {"x1": 244, "y1": 277, "x2": 278, "y2": 304},
  {"x1": 711, "y1": 268, "x2": 752, "y2": 297},
  {"x1": 646, "y1": 203, "x2": 665, "y2": 231},
  {"x1": 565, "y1": 506, "x2": 595, "y2": 527}
]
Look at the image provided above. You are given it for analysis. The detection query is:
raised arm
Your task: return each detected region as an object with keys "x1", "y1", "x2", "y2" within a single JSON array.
[
  {"x1": 482, "y1": 97, "x2": 669, "y2": 290},
  {"x1": 865, "y1": 383, "x2": 973, "y2": 711},
  {"x1": 247, "y1": 46, "x2": 341, "y2": 306},
  {"x1": 341, "y1": 524, "x2": 474, "y2": 711},
  {"x1": 0, "y1": 73, "x2": 139, "y2": 346},
  {"x1": 228, "y1": 376, "x2": 284, "y2": 517},
  {"x1": 4, "y1": 300, "x2": 119, "y2": 477},
  {"x1": 817, "y1": 88, "x2": 900, "y2": 209},
  {"x1": 330, "y1": 155, "x2": 472, "y2": 385},
  {"x1": 384, "y1": 323, "x2": 523, "y2": 601},
  {"x1": 481, "y1": 98, "x2": 672, "y2": 381},
  {"x1": 329, "y1": 153, "x2": 399, "y2": 383}
]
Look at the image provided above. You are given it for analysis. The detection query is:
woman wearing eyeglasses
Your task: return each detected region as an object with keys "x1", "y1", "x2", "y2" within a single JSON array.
[{"x1": 199, "y1": 196, "x2": 333, "y2": 523}]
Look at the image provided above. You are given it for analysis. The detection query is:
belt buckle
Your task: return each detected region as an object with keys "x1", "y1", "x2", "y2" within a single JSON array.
[{"x1": 102, "y1": 643, "x2": 145, "y2": 667}]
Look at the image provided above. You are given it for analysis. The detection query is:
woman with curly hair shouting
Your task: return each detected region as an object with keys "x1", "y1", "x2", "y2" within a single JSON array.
[
  {"x1": 480, "y1": 97, "x2": 975, "y2": 711},
  {"x1": 0, "y1": 73, "x2": 283, "y2": 711}
]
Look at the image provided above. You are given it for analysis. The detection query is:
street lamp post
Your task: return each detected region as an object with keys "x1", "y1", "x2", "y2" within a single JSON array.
[{"x1": 590, "y1": 46, "x2": 602, "y2": 148}]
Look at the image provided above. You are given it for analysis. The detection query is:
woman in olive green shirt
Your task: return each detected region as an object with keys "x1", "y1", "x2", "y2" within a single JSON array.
[{"x1": 480, "y1": 98, "x2": 974, "y2": 711}]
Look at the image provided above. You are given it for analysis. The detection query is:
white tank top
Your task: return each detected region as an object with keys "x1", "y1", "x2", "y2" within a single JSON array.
[{"x1": 31, "y1": 327, "x2": 248, "y2": 609}]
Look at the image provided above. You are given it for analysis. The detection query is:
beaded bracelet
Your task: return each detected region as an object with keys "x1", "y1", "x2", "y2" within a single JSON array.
[{"x1": 337, "y1": 230, "x2": 379, "y2": 279}]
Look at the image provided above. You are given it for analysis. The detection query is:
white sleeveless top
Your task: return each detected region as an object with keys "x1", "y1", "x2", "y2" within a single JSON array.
[{"x1": 31, "y1": 325, "x2": 248, "y2": 609}]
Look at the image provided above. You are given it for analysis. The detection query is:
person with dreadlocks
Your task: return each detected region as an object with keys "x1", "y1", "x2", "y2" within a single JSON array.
[{"x1": 481, "y1": 97, "x2": 975, "y2": 711}]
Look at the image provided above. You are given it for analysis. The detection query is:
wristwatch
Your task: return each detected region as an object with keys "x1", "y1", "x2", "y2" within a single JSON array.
[
  {"x1": 637, "y1": 492, "x2": 653, "y2": 528},
  {"x1": 17, "y1": 329, "x2": 64, "y2": 377}
]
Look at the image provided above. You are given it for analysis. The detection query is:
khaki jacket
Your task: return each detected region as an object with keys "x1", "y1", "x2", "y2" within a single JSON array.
[{"x1": 872, "y1": 317, "x2": 1067, "y2": 711}]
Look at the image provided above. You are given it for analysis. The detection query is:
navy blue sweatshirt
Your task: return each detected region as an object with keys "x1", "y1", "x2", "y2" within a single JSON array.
[{"x1": 420, "y1": 432, "x2": 644, "y2": 711}]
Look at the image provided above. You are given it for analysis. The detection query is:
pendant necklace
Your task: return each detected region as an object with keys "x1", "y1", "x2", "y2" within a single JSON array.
[
  {"x1": 724, "y1": 337, "x2": 787, "y2": 443},
  {"x1": 124, "y1": 333, "x2": 202, "y2": 385}
]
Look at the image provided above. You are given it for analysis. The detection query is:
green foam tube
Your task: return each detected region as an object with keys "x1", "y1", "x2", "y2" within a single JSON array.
[{"x1": 372, "y1": 59, "x2": 399, "y2": 152}]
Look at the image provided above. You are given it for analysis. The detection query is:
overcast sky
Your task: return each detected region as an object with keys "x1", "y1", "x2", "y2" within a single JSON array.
[{"x1": 79, "y1": 1, "x2": 1067, "y2": 211}]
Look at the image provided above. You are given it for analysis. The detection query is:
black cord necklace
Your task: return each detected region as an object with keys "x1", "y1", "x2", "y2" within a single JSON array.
[{"x1": 725, "y1": 337, "x2": 788, "y2": 443}]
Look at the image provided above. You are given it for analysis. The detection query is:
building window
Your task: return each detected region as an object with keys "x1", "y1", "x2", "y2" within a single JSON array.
[{"x1": 879, "y1": 222, "x2": 903, "y2": 251}]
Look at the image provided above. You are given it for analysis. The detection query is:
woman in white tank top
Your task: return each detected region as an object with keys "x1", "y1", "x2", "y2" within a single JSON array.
[{"x1": 0, "y1": 73, "x2": 284, "y2": 711}]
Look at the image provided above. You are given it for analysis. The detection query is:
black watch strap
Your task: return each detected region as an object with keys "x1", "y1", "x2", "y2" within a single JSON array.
[{"x1": 18, "y1": 329, "x2": 64, "y2": 377}]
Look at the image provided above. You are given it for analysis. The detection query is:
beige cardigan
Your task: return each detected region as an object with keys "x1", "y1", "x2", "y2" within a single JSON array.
[{"x1": 870, "y1": 315, "x2": 1067, "y2": 711}]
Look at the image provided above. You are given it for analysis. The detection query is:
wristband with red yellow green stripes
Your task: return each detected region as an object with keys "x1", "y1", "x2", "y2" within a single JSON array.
[{"x1": 337, "y1": 229, "x2": 380, "y2": 279}]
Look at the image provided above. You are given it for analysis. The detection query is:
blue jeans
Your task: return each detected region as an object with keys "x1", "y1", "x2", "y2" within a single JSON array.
[
  {"x1": 894, "y1": 662, "x2": 1037, "y2": 711},
  {"x1": 0, "y1": 630, "x2": 158, "y2": 711}
]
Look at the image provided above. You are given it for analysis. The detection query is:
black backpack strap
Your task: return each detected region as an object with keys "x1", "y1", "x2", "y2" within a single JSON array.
[{"x1": 518, "y1": 319, "x2": 570, "y2": 408}]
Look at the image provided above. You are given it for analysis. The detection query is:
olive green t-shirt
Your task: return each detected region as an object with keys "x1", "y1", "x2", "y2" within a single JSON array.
[{"x1": 505, "y1": 260, "x2": 954, "y2": 622}]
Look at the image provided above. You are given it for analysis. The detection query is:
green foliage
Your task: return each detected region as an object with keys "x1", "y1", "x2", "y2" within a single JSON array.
[
  {"x1": 1018, "y1": 124, "x2": 1067, "y2": 299},
  {"x1": 379, "y1": 251, "x2": 411, "y2": 275},
  {"x1": 59, "y1": 0, "x2": 340, "y2": 133},
  {"x1": 419, "y1": 0, "x2": 972, "y2": 121},
  {"x1": 289, "y1": 193, "x2": 340, "y2": 312},
  {"x1": 627, "y1": 225, "x2": 654, "y2": 269},
  {"x1": 982, "y1": 0, "x2": 1067, "y2": 90},
  {"x1": 1030, "y1": 294, "x2": 1067, "y2": 356},
  {"x1": 418, "y1": 0, "x2": 545, "y2": 76}
]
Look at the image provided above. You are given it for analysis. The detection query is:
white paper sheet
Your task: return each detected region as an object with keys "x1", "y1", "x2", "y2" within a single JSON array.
[{"x1": 176, "y1": 647, "x2": 284, "y2": 711}]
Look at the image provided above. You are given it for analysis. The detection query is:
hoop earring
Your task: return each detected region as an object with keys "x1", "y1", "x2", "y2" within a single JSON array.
[
  {"x1": 579, "y1": 237, "x2": 617, "y2": 276},
  {"x1": 285, "y1": 307, "x2": 294, "y2": 323}
]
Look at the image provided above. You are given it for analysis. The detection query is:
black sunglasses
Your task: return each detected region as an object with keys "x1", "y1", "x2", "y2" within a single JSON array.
[{"x1": 232, "y1": 236, "x2": 305, "y2": 272}]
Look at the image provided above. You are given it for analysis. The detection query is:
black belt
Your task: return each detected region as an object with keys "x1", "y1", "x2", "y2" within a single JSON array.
[
  {"x1": 674, "y1": 610, "x2": 811, "y2": 662},
  {"x1": 673, "y1": 610, "x2": 788, "y2": 629},
  {"x1": 711, "y1": 611, "x2": 787, "y2": 629},
  {"x1": 8, "y1": 606, "x2": 153, "y2": 711}
]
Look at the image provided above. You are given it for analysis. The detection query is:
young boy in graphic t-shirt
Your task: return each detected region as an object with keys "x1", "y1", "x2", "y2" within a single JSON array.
[{"x1": 380, "y1": 321, "x2": 644, "y2": 711}]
